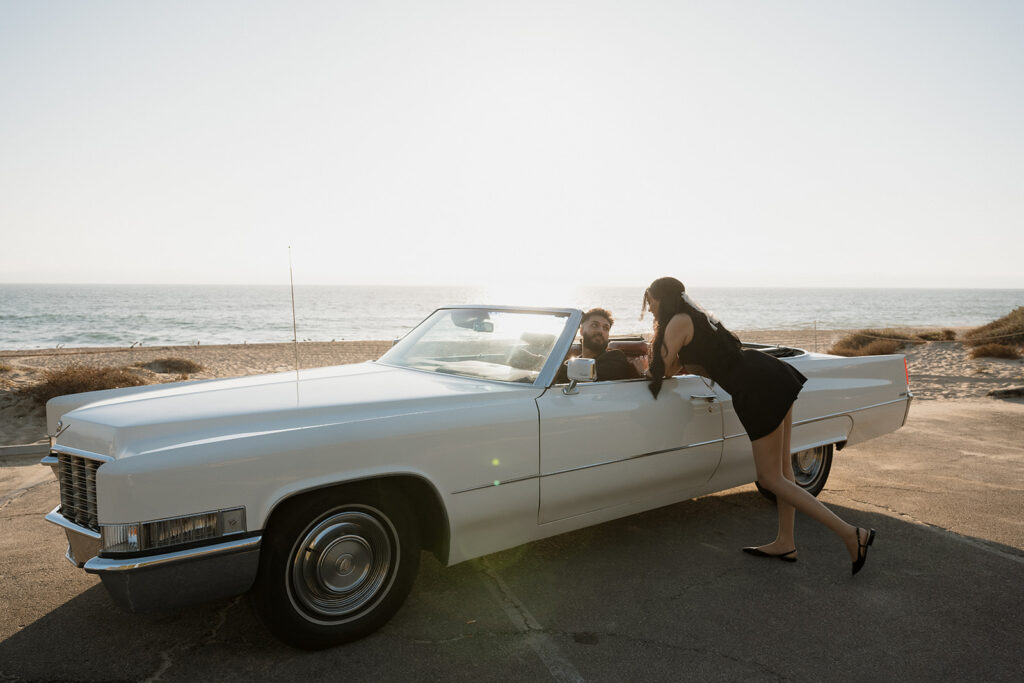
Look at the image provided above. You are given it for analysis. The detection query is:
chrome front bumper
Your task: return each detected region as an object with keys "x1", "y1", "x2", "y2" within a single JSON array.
[{"x1": 46, "y1": 506, "x2": 262, "y2": 612}]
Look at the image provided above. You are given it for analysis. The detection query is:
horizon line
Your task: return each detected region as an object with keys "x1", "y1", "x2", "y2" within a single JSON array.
[{"x1": 2, "y1": 281, "x2": 1023, "y2": 291}]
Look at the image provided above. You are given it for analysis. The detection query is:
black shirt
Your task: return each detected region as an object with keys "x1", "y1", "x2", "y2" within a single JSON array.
[{"x1": 555, "y1": 348, "x2": 639, "y2": 383}]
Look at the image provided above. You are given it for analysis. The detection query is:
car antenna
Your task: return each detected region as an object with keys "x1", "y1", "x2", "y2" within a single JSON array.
[{"x1": 289, "y1": 246, "x2": 301, "y2": 388}]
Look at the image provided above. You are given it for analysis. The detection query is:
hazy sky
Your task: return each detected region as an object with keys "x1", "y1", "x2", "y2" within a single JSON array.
[{"x1": 1, "y1": 1, "x2": 1021, "y2": 290}]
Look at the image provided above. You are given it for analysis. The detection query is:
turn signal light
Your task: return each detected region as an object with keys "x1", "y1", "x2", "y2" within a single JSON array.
[{"x1": 101, "y1": 507, "x2": 246, "y2": 554}]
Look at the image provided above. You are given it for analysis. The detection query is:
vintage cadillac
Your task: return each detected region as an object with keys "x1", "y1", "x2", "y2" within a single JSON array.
[{"x1": 42, "y1": 306, "x2": 912, "y2": 648}]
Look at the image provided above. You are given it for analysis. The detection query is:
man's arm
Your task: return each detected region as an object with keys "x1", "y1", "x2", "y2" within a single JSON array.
[{"x1": 595, "y1": 349, "x2": 640, "y2": 381}]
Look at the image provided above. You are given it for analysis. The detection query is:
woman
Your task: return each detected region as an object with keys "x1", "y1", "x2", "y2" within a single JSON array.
[{"x1": 643, "y1": 277, "x2": 875, "y2": 575}]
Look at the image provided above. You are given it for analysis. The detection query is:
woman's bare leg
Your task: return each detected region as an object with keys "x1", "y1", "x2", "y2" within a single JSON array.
[
  {"x1": 776, "y1": 411, "x2": 797, "y2": 548},
  {"x1": 750, "y1": 410, "x2": 797, "y2": 555},
  {"x1": 750, "y1": 409, "x2": 864, "y2": 561}
]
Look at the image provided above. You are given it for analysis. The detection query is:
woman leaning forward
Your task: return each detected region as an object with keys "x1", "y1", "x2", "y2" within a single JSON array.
[{"x1": 643, "y1": 277, "x2": 875, "y2": 575}]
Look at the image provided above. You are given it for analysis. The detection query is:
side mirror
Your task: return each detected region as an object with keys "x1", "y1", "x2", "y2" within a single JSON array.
[
  {"x1": 563, "y1": 357, "x2": 596, "y2": 395},
  {"x1": 566, "y1": 357, "x2": 596, "y2": 382}
]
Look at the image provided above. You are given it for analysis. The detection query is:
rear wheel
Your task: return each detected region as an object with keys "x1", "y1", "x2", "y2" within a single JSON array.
[
  {"x1": 252, "y1": 483, "x2": 420, "y2": 649},
  {"x1": 756, "y1": 444, "x2": 834, "y2": 501}
]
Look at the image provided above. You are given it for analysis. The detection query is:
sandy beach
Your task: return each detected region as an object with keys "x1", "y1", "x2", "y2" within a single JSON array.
[{"x1": 1, "y1": 329, "x2": 1022, "y2": 448}]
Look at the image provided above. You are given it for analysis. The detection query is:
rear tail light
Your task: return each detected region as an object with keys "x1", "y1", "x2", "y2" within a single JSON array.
[{"x1": 905, "y1": 358, "x2": 911, "y2": 386}]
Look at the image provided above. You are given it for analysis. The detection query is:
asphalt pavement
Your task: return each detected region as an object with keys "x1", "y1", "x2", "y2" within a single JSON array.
[{"x1": 1, "y1": 399, "x2": 1021, "y2": 682}]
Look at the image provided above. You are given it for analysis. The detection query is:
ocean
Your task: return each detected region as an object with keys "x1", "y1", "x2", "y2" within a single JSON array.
[{"x1": 0, "y1": 284, "x2": 1021, "y2": 350}]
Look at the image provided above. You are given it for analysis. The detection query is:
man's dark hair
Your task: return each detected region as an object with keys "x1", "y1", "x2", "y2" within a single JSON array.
[{"x1": 582, "y1": 307, "x2": 615, "y2": 327}]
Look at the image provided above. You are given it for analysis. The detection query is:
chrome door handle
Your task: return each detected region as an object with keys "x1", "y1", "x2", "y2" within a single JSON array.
[{"x1": 689, "y1": 394, "x2": 717, "y2": 402}]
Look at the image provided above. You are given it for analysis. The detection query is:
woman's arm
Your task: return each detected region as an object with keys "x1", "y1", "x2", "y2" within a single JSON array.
[{"x1": 659, "y1": 313, "x2": 694, "y2": 378}]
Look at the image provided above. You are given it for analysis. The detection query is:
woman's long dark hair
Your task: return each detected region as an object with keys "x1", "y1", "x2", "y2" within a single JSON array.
[{"x1": 644, "y1": 277, "x2": 740, "y2": 399}]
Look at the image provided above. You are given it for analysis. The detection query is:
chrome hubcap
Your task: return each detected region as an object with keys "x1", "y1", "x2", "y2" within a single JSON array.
[
  {"x1": 792, "y1": 446, "x2": 824, "y2": 487},
  {"x1": 289, "y1": 509, "x2": 395, "y2": 620}
]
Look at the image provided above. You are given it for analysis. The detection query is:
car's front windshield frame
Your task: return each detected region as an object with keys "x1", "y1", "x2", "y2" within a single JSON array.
[{"x1": 377, "y1": 305, "x2": 582, "y2": 387}]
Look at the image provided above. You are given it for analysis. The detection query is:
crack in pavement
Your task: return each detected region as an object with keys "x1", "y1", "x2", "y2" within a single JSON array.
[
  {"x1": 0, "y1": 511, "x2": 53, "y2": 520},
  {"x1": 397, "y1": 626, "x2": 788, "y2": 679},
  {"x1": 142, "y1": 596, "x2": 242, "y2": 683},
  {"x1": 0, "y1": 479, "x2": 52, "y2": 511},
  {"x1": 472, "y1": 561, "x2": 786, "y2": 680},
  {"x1": 476, "y1": 559, "x2": 585, "y2": 682},
  {"x1": 553, "y1": 630, "x2": 790, "y2": 680}
]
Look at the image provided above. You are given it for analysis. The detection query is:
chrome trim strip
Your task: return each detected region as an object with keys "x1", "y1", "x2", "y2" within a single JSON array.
[
  {"x1": 450, "y1": 473, "x2": 538, "y2": 495},
  {"x1": 45, "y1": 505, "x2": 101, "y2": 539},
  {"x1": 793, "y1": 397, "x2": 911, "y2": 428},
  {"x1": 451, "y1": 438, "x2": 725, "y2": 494},
  {"x1": 84, "y1": 535, "x2": 262, "y2": 574},
  {"x1": 544, "y1": 439, "x2": 725, "y2": 478},
  {"x1": 725, "y1": 396, "x2": 912, "y2": 441},
  {"x1": 98, "y1": 505, "x2": 247, "y2": 529},
  {"x1": 453, "y1": 396, "x2": 912, "y2": 495},
  {"x1": 50, "y1": 445, "x2": 114, "y2": 463}
]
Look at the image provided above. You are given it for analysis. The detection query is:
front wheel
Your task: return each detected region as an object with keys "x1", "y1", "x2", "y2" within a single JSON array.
[
  {"x1": 756, "y1": 444, "x2": 834, "y2": 501},
  {"x1": 252, "y1": 483, "x2": 421, "y2": 649}
]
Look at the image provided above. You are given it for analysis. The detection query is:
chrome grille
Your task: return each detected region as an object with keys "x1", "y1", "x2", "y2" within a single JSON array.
[{"x1": 56, "y1": 452, "x2": 103, "y2": 531}]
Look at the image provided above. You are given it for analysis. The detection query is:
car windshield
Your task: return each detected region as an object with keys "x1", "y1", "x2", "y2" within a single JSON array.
[{"x1": 378, "y1": 308, "x2": 571, "y2": 384}]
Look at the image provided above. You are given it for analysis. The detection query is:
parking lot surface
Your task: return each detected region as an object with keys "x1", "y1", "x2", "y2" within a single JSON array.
[{"x1": 1, "y1": 400, "x2": 1021, "y2": 682}]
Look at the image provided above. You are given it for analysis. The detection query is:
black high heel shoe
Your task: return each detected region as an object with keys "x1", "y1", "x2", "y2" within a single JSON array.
[
  {"x1": 742, "y1": 547, "x2": 798, "y2": 563},
  {"x1": 851, "y1": 528, "x2": 876, "y2": 576}
]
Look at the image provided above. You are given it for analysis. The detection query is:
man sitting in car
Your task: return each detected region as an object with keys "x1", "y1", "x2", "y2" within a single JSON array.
[{"x1": 555, "y1": 307, "x2": 641, "y2": 383}]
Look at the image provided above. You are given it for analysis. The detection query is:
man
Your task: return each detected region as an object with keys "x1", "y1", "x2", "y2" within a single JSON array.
[{"x1": 555, "y1": 307, "x2": 640, "y2": 383}]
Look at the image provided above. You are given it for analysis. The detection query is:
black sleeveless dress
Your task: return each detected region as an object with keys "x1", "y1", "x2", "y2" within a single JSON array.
[{"x1": 678, "y1": 312, "x2": 807, "y2": 442}]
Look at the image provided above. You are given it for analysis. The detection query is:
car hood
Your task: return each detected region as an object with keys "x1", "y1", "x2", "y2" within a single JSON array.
[{"x1": 53, "y1": 362, "x2": 541, "y2": 459}]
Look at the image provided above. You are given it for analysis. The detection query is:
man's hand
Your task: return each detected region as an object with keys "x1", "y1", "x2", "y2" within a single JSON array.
[{"x1": 629, "y1": 355, "x2": 648, "y2": 378}]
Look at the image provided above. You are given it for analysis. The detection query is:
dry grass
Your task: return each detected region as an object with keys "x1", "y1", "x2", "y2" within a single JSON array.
[
  {"x1": 19, "y1": 366, "x2": 150, "y2": 405},
  {"x1": 0, "y1": 362, "x2": 10, "y2": 373},
  {"x1": 916, "y1": 329, "x2": 958, "y2": 342},
  {"x1": 964, "y1": 307, "x2": 1024, "y2": 347},
  {"x1": 828, "y1": 327, "x2": 968, "y2": 357},
  {"x1": 968, "y1": 344, "x2": 1021, "y2": 360},
  {"x1": 137, "y1": 357, "x2": 204, "y2": 374},
  {"x1": 827, "y1": 329, "x2": 921, "y2": 356}
]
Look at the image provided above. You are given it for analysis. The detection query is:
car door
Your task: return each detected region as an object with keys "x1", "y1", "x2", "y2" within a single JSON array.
[{"x1": 536, "y1": 376, "x2": 724, "y2": 524}]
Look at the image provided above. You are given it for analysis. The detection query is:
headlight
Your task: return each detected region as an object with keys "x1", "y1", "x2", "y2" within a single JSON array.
[{"x1": 101, "y1": 507, "x2": 246, "y2": 554}]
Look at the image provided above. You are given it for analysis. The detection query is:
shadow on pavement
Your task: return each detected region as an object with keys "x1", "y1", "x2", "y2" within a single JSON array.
[{"x1": 3, "y1": 486, "x2": 1022, "y2": 682}]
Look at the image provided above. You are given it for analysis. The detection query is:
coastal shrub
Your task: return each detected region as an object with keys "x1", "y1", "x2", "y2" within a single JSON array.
[
  {"x1": 916, "y1": 329, "x2": 958, "y2": 342},
  {"x1": 964, "y1": 307, "x2": 1024, "y2": 347},
  {"x1": 22, "y1": 366, "x2": 149, "y2": 405},
  {"x1": 138, "y1": 357, "x2": 203, "y2": 374},
  {"x1": 831, "y1": 338, "x2": 905, "y2": 357},
  {"x1": 968, "y1": 344, "x2": 1021, "y2": 360},
  {"x1": 827, "y1": 329, "x2": 918, "y2": 356},
  {"x1": 0, "y1": 361, "x2": 10, "y2": 373}
]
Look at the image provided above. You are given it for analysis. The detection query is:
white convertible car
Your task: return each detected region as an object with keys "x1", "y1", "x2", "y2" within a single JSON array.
[{"x1": 43, "y1": 306, "x2": 912, "y2": 648}]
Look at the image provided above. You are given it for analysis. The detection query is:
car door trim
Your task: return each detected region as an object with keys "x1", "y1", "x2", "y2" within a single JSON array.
[
  {"x1": 450, "y1": 438, "x2": 724, "y2": 494},
  {"x1": 722, "y1": 396, "x2": 912, "y2": 441}
]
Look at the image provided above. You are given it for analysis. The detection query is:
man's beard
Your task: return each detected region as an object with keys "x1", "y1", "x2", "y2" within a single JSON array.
[{"x1": 581, "y1": 332, "x2": 608, "y2": 355}]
